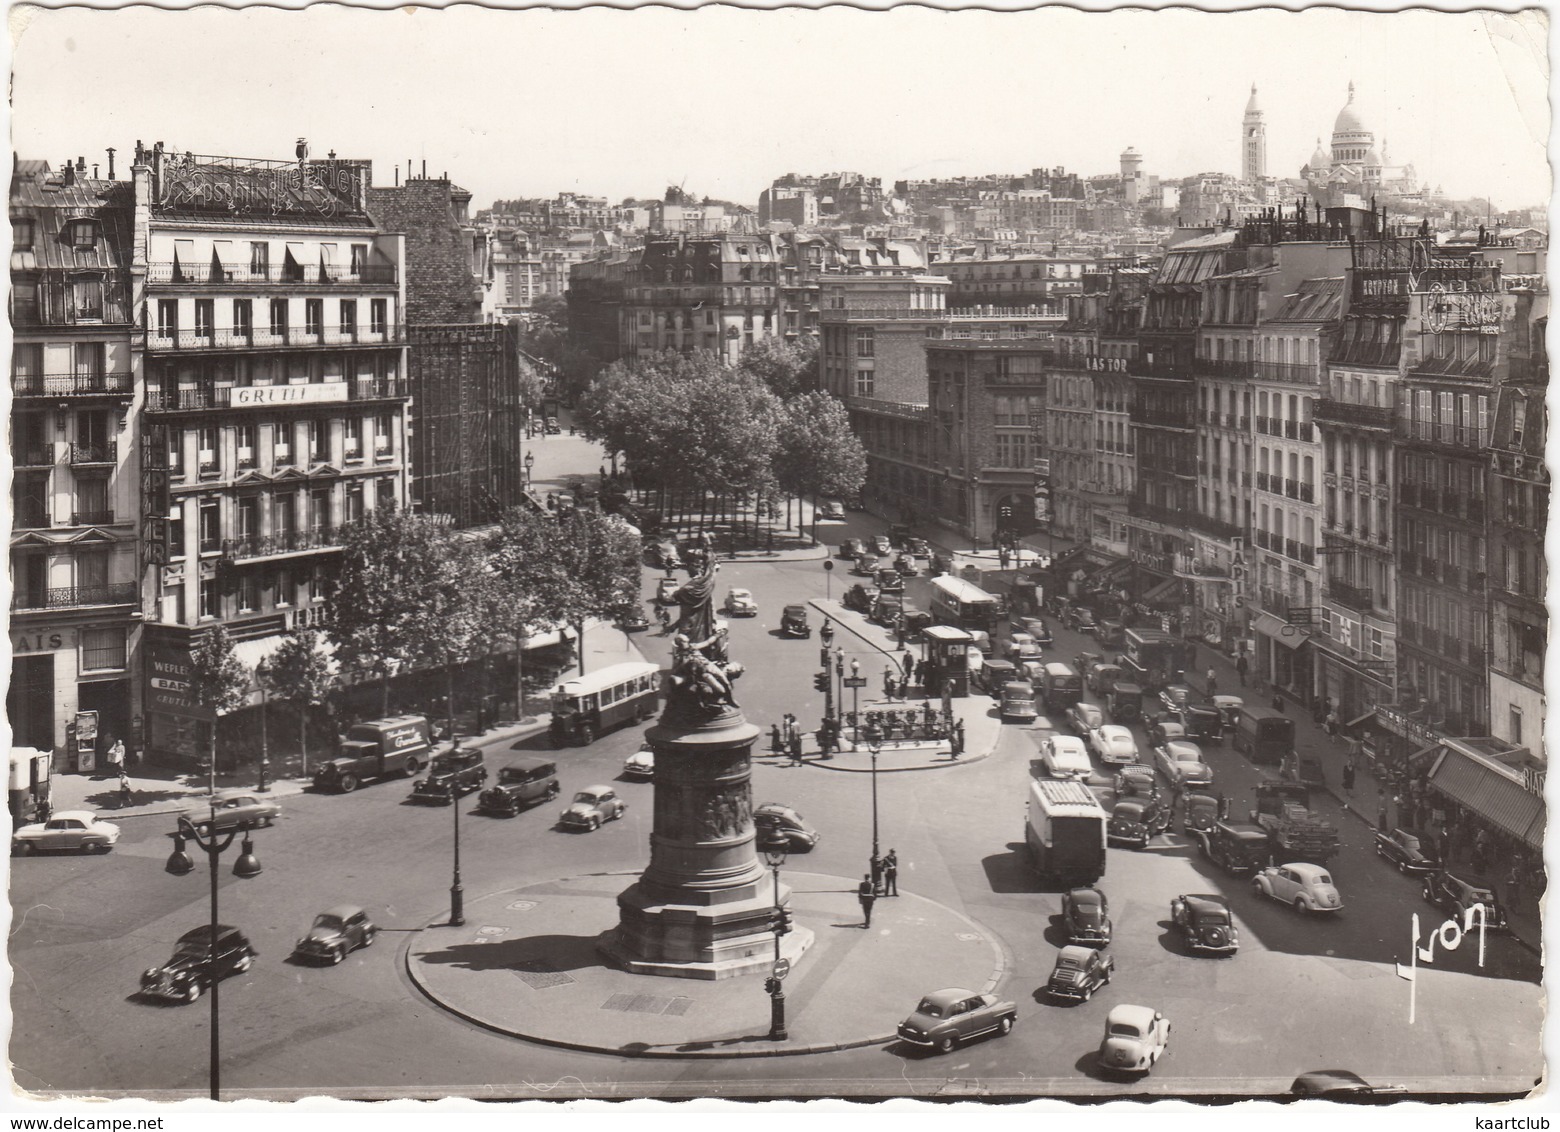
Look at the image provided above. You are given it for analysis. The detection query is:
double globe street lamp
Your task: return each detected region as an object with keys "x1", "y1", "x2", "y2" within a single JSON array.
[
  {"x1": 165, "y1": 808, "x2": 263, "y2": 1101},
  {"x1": 760, "y1": 831, "x2": 793, "y2": 1042}
]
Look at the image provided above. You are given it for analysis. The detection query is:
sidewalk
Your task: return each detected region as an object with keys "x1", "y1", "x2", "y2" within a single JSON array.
[{"x1": 1193, "y1": 642, "x2": 1544, "y2": 956}]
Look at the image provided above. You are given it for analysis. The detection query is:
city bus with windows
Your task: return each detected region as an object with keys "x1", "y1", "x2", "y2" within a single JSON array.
[
  {"x1": 929, "y1": 575, "x2": 1006, "y2": 634},
  {"x1": 549, "y1": 661, "x2": 662, "y2": 747}
]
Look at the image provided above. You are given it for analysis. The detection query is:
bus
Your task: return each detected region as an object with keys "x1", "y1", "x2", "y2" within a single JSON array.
[
  {"x1": 1118, "y1": 628, "x2": 1195, "y2": 692},
  {"x1": 1231, "y1": 704, "x2": 1295, "y2": 766},
  {"x1": 929, "y1": 575, "x2": 1006, "y2": 634},
  {"x1": 549, "y1": 661, "x2": 662, "y2": 746}
]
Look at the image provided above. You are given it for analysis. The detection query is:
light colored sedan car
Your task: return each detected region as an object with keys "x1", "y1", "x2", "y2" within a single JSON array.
[
  {"x1": 897, "y1": 988, "x2": 1017, "y2": 1053},
  {"x1": 11, "y1": 811, "x2": 120, "y2": 854},
  {"x1": 1253, "y1": 862, "x2": 1343, "y2": 914},
  {"x1": 1154, "y1": 740, "x2": 1213, "y2": 791},
  {"x1": 1098, "y1": 1004, "x2": 1171, "y2": 1075},
  {"x1": 182, "y1": 794, "x2": 281, "y2": 835},
  {"x1": 1091, "y1": 724, "x2": 1139, "y2": 766},
  {"x1": 722, "y1": 587, "x2": 758, "y2": 616},
  {"x1": 622, "y1": 745, "x2": 655, "y2": 781},
  {"x1": 1038, "y1": 735, "x2": 1092, "y2": 780},
  {"x1": 559, "y1": 786, "x2": 627, "y2": 831}
]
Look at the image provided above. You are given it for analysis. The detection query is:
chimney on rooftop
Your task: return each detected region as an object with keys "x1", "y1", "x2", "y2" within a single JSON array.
[
  {"x1": 62, "y1": 159, "x2": 75, "y2": 186},
  {"x1": 106, "y1": 148, "x2": 116, "y2": 179},
  {"x1": 77, "y1": 156, "x2": 87, "y2": 175}
]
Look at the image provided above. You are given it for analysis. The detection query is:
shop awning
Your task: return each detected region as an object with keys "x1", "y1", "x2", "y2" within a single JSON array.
[
  {"x1": 1252, "y1": 611, "x2": 1311, "y2": 650},
  {"x1": 1346, "y1": 709, "x2": 1377, "y2": 729},
  {"x1": 1426, "y1": 746, "x2": 1545, "y2": 851},
  {"x1": 1141, "y1": 577, "x2": 1183, "y2": 606}
]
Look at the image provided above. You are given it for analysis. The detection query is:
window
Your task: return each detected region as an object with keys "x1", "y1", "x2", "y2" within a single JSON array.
[
  {"x1": 345, "y1": 482, "x2": 365, "y2": 524},
  {"x1": 194, "y1": 299, "x2": 215, "y2": 340},
  {"x1": 81, "y1": 627, "x2": 127, "y2": 671},
  {"x1": 275, "y1": 565, "x2": 294, "y2": 606},
  {"x1": 236, "y1": 572, "x2": 259, "y2": 614},
  {"x1": 233, "y1": 299, "x2": 253, "y2": 340},
  {"x1": 339, "y1": 299, "x2": 357, "y2": 337},
  {"x1": 309, "y1": 489, "x2": 330, "y2": 532},
  {"x1": 72, "y1": 276, "x2": 104, "y2": 319},
  {"x1": 308, "y1": 420, "x2": 327, "y2": 463},
  {"x1": 168, "y1": 509, "x2": 185, "y2": 559},
  {"x1": 270, "y1": 298, "x2": 288, "y2": 337},
  {"x1": 343, "y1": 417, "x2": 362, "y2": 460},
  {"x1": 250, "y1": 242, "x2": 270, "y2": 278},
  {"x1": 376, "y1": 478, "x2": 397, "y2": 511},
  {"x1": 273, "y1": 422, "x2": 294, "y2": 466},
  {"x1": 374, "y1": 412, "x2": 394, "y2": 456},
  {"x1": 74, "y1": 341, "x2": 104, "y2": 379},
  {"x1": 235, "y1": 423, "x2": 256, "y2": 468},
  {"x1": 199, "y1": 577, "x2": 219, "y2": 619},
  {"x1": 13, "y1": 218, "x2": 35, "y2": 249},
  {"x1": 198, "y1": 426, "x2": 219, "y2": 474},
  {"x1": 855, "y1": 327, "x2": 875, "y2": 358},
  {"x1": 1509, "y1": 705, "x2": 1523, "y2": 745},
  {"x1": 68, "y1": 219, "x2": 96, "y2": 247},
  {"x1": 157, "y1": 299, "x2": 178, "y2": 341},
  {"x1": 371, "y1": 298, "x2": 387, "y2": 336},
  {"x1": 350, "y1": 244, "x2": 367, "y2": 275},
  {"x1": 854, "y1": 368, "x2": 875, "y2": 397},
  {"x1": 305, "y1": 299, "x2": 324, "y2": 337},
  {"x1": 199, "y1": 499, "x2": 221, "y2": 552}
]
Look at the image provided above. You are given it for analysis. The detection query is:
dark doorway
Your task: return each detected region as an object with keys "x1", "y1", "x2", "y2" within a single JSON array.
[{"x1": 8, "y1": 655, "x2": 55, "y2": 749}]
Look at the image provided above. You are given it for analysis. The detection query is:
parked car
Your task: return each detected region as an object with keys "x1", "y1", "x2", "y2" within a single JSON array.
[
  {"x1": 1097, "y1": 1004, "x2": 1171, "y2": 1075},
  {"x1": 655, "y1": 577, "x2": 681, "y2": 605},
  {"x1": 1253, "y1": 862, "x2": 1343, "y2": 914},
  {"x1": 903, "y1": 537, "x2": 931, "y2": 558},
  {"x1": 1090, "y1": 724, "x2": 1139, "y2": 766},
  {"x1": 869, "y1": 534, "x2": 893, "y2": 556},
  {"x1": 1096, "y1": 619, "x2": 1126, "y2": 649},
  {"x1": 1154, "y1": 740, "x2": 1213, "y2": 791},
  {"x1": 622, "y1": 745, "x2": 655, "y2": 782},
  {"x1": 1047, "y1": 945, "x2": 1115, "y2": 1004},
  {"x1": 1170, "y1": 893, "x2": 1240, "y2": 955},
  {"x1": 559, "y1": 786, "x2": 627, "y2": 831},
  {"x1": 410, "y1": 748, "x2": 488, "y2": 803},
  {"x1": 1281, "y1": 750, "x2": 1327, "y2": 789},
  {"x1": 1144, "y1": 713, "x2": 1189, "y2": 747},
  {"x1": 753, "y1": 803, "x2": 820, "y2": 851},
  {"x1": 1065, "y1": 605, "x2": 1098, "y2": 633},
  {"x1": 1085, "y1": 660, "x2": 1124, "y2": 696},
  {"x1": 479, "y1": 757, "x2": 561, "y2": 815},
  {"x1": 180, "y1": 794, "x2": 280, "y2": 835},
  {"x1": 1037, "y1": 735, "x2": 1092, "y2": 780},
  {"x1": 1211, "y1": 694, "x2": 1245, "y2": 730},
  {"x1": 1181, "y1": 791, "x2": 1222, "y2": 835},
  {"x1": 1422, "y1": 868, "x2": 1510, "y2": 931},
  {"x1": 1062, "y1": 886, "x2": 1113, "y2": 946},
  {"x1": 817, "y1": 498, "x2": 846, "y2": 521},
  {"x1": 1289, "y1": 1070, "x2": 1407, "y2": 1097},
  {"x1": 1108, "y1": 797, "x2": 1168, "y2": 848},
  {"x1": 140, "y1": 925, "x2": 256, "y2": 1003},
  {"x1": 776, "y1": 603, "x2": 811, "y2": 638},
  {"x1": 838, "y1": 537, "x2": 868, "y2": 560},
  {"x1": 543, "y1": 417, "x2": 561, "y2": 434},
  {"x1": 617, "y1": 604, "x2": 650, "y2": 632},
  {"x1": 723, "y1": 588, "x2": 758, "y2": 617},
  {"x1": 1159, "y1": 684, "x2": 1197, "y2": 713},
  {"x1": 843, "y1": 583, "x2": 879, "y2": 614},
  {"x1": 1373, "y1": 827, "x2": 1438, "y2": 874},
  {"x1": 293, "y1": 905, "x2": 377, "y2": 965},
  {"x1": 11, "y1": 810, "x2": 120, "y2": 855},
  {"x1": 1112, "y1": 763, "x2": 1159, "y2": 798},
  {"x1": 1064, "y1": 701, "x2": 1106, "y2": 740},
  {"x1": 896, "y1": 988, "x2": 1017, "y2": 1053}
]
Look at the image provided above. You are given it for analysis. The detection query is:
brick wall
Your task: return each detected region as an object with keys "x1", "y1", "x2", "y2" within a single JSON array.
[{"x1": 367, "y1": 179, "x2": 483, "y2": 324}]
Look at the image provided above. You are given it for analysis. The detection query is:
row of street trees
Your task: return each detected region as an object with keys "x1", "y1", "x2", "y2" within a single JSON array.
[
  {"x1": 577, "y1": 341, "x2": 866, "y2": 540},
  {"x1": 187, "y1": 505, "x2": 641, "y2": 778}
]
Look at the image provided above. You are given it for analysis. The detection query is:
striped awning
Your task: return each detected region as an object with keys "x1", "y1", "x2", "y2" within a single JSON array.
[
  {"x1": 1252, "y1": 610, "x2": 1311, "y2": 650},
  {"x1": 1426, "y1": 746, "x2": 1545, "y2": 850}
]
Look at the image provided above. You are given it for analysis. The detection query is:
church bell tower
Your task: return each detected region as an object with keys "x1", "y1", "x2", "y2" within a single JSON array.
[{"x1": 1242, "y1": 83, "x2": 1267, "y2": 182}]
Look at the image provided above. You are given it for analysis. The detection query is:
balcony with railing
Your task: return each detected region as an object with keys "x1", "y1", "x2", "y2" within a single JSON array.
[
  {"x1": 222, "y1": 523, "x2": 354, "y2": 561},
  {"x1": 146, "y1": 376, "x2": 410, "y2": 412},
  {"x1": 1326, "y1": 578, "x2": 1373, "y2": 612},
  {"x1": 70, "y1": 509, "x2": 117, "y2": 527},
  {"x1": 15, "y1": 445, "x2": 54, "y2": 467},
  {"x1": 1132, "y1": 409, "x2": 1195, "y2": 430},
  {"x1": 1186, "y1": 511, "x2": 1244, "y2": 541},
  {"x1": 11, "y1": 274, "x2": 134, "y2": 326},
  {"x1": 1395, "y1": 418, "x2": 1487, "y2": 450},
  {"x1": 1313, "y1": 398, "x2": 1394, "y2": 430},
  {"x1": 69, "y1": 442, "x2": 118, "y2": 466},
  {"x1": 1128, "y1": 358, "x2": 1194, "y2": 381},
  {"x1": 10, "y1": 582, "x2": 137, "y2": 612},
  {"x1": 146, "y1": 262, "x2": 398, "y2": 287},
  {"x1": 144, "y1": 323, "x2": 406, "y2": 353},
  {"x1": 12, "y1": 371, "x2": 134, "y2": 399},
  {"x1": 1254, "y1": 361, "x2": 1321, "y2": 386},
  {"x1": 1193, "y1": 358, "x2": 1251, "y2": 380}
]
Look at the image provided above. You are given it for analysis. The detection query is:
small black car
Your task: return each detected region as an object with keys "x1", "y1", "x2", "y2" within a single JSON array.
[
  {"x1": 1422, "y1": 868, "x2": 1510, "y2": 932},
  {"x1": 1062, "y1": 886, "x2": 1113, "y2": 946},
  {"x1": 780, "y1": 604, "x2": 811, "y2": 638},
  {"x1": 141, "y1": 925, "x2": 256, "y2": 1003},
  {"x1": 479, "y1": 757, "x2": 560, "y2": 816},
  {"x1": 843, "y1": 583, "x2": 879, "y2": 614},
  {"x1": 411, "y1": 748, "x2": 488, "y2": 804}
]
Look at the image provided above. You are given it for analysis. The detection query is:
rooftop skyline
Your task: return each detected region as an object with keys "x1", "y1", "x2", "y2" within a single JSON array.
[{"x1": 11, "y1": 6, "x2": 1551, "y2": 213}]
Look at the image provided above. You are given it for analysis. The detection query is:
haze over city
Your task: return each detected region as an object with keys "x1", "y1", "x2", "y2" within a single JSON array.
[{"x1": 10, "y1": 5, "x2": 1550, "y2": 210}]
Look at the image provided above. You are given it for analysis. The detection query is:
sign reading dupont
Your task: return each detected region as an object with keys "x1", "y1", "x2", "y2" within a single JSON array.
[{"x1": 232, "y1": 382, "x2": 349, "y2": 408}]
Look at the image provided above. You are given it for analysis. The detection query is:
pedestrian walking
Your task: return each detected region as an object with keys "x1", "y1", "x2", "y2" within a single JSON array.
[
  {"x1": 883, "y1": 850, "x2": 899, "y2": 896},
  {"x1": 1235, "y1": 653, "x2": 1248, "y2": 688},
  {"x1": 951, "y1": 719, "x2": 966, "y2": 759},
  {"x1": 1272, "y1": 691, "x2": 1286, "y2": 713},
  {"x1": 789, "y1": 731, "x2": 804, "y2": 766},
  {"x1": 902, "y1": 652, "x2": 915, "y2": 682},
  {"x1": 942, "y1": 686, "x2": 953, "y2": 717},
  {"x1": 884, "y1": 667, "x2": 898, "y2": 702},
  {"x1": 107, "y1": 738, "x2": 126, "y2": 775},
  {"x1": 999, "y1": 547, "x2": 1011, "y2": 569},
  {"x1": 770, "y1": 723, "x2": 783, "y2": 754},
  {"x1": 1505, "y1": 861, "x2": 1523, "y2": 912},
  {"x1": 1325, "y1": 709, "x2": 1340, "y2": 738},
  {"x1": 916, "y1": 659, "x2": 929, "y2": 688},
  {"x1": 118, "y1": 771, "x2": 132, "y2": 809},
  {"x1": 1341, "y1": 758, "x2": 1356, "y2": 796},
  {"x1": 858, "y1": 875, "x2": 877, "y2": 928},
  {"x1": 1377, "y1": 792, "x2": 1389, "y2": 833}
]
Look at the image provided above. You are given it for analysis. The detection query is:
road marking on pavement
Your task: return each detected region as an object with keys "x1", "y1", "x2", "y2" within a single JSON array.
[
  {"x1": 955, "y1": 932, "x2": 982, "y2": 942},
  {"x1": 479, "y1": 925, "x2": 508, "y2": 935},
  {"x1": 507, "y1": 900, "x2": 538, "y2": 911}
]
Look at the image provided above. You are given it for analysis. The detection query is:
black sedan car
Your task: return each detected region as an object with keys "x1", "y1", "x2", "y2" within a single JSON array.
[
  {"x1": 1422, "y1": 869, "x2": 1510, "y2": 931},
  {"x1": 843, "y1": 583, "x2": 879, "y2": 614},
  {"x1": 293, "y1": 905, "x2": 377, "y2": 965},
  {"x1": 1170, "y1": 893, "x2": 1239, "y2": 955},
  {"x1": 1046, "y1": 945, "x2": 1114, "y2": 1003},
  {"x1": 1062, "y1": 886, "x2": 1113, "y2": 946},
  {"x1": 897, "y1": 988, "x2": 1017, "y2": 1054},
  {"x1": 1290, "y1": 1070, "x2": 1406, "y2": 1097},
  {"x1": 1372, "y1": 827, "x2": 1438, "y2": 874},
  {"x1": 141, "y1": 925, "x2": 256, "y2": 1003}
]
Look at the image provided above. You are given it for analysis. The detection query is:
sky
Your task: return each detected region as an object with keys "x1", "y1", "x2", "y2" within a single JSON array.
[{"x1": 8, "y1": 5, "x2": 1552, "y2": 213}]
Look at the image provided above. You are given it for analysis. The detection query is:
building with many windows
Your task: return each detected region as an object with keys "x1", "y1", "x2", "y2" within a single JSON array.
[
  {"x1": 9, "y1": 158, "x2": 140, "y2": 756},
  {"x1": 134, "y1": 144, "x2": 411, "y2": 768}
]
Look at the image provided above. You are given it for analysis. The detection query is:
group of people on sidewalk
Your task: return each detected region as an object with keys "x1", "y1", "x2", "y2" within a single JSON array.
[{"x1": 857, "y1": 849, "x2": 899, "y2": 927}]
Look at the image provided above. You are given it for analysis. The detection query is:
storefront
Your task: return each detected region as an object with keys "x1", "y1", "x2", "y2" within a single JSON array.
[
  {"x1": 1423, "y1": 738, "x2": 1545, "y2": 855},
  {"x1": 1251, "y1": 610, "x2": 1313, "y2": 699}
]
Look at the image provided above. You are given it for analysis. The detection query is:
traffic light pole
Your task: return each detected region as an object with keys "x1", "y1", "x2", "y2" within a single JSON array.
[{"x1": 767, "y1": 858, "x2": 787, "y2": 1041}]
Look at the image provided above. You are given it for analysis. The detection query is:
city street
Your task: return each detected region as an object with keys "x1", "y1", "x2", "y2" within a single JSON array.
[{"x1": 9, "y1": 515, "x2": 1541, "y2": 1100}]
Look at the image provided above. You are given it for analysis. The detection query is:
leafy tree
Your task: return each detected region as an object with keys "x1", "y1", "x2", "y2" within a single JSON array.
[
  {"x1": 405, "y1": 535, "x2": 489, "y2": 742},
  {"x1": 262, "y1": 629, "x2": 334, "y2": 776},
  {"x1": 325, "y1": 509, "x2": 459, "y2": 716},
  {"x1": 738, "y1": 335, "x2": 819, "y2": 401},
  {"x1": 188, "y1": 626, "x2": 248, "y2": 791},
  {"x1": 775, "y1": 390, "x2": 868, "y2": 540}
]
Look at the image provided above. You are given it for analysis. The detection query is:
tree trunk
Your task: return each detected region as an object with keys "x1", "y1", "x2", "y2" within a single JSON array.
[
  {"x1": 446, "y1": 657, "x2": 457, "y2": 749},
  {"x1": 575, "y1": 619, "x2": 587, "y2": 676},
  {"x1": 515, "y1": 622, "x2": 529, "y2": 721},
  {"x1": 380, "y1": 668, "x2": 391, "y2": 717}
]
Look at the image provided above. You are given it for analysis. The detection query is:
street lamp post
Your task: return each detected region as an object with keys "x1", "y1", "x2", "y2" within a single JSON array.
[
  {"x1": 446, "y1": 662, "x2": 465, "y2": 928},
  {"x1": 254, "y1": 659, "x2": 272, "y2": 793},
  {"x1": 819, "y1": 621, "x2": 836, "y2": 724},
  {"x1": 845, "y1": 659, "x2": 865, "y2": 746},
  {"x1": 164, "y1": 807, "x2": 262, "y2": 1102},
  {"x1": 863, "y1": 722, "x2": 882, "y2": 861},
  {"x1": 761, "y1": 832, "x2": 791, "y2": 1042}
]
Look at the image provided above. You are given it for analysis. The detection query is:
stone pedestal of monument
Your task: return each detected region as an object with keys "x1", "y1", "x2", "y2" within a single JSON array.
[{"x1": 599, "y1": 687, "x2": 814, "y2": 980}]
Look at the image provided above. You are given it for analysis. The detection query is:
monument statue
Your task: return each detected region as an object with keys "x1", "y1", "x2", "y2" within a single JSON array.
[{"x1": 666, "y1": 556, "x2": 745, "y2": 715}]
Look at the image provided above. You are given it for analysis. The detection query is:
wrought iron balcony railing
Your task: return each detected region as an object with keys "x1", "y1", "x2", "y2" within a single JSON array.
[
  {"x1": 11, "y1": 582, "x2": 137, "y2": 611},
  {"x1": 11, "y1": 372, "x2": 133, "y2": 398},
  {"x1": 144, "y1": 324, "x2": 406, "y2": 352},
  {"x1": 146, "y1": 262, "x2": 398, "y2": 287}
]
